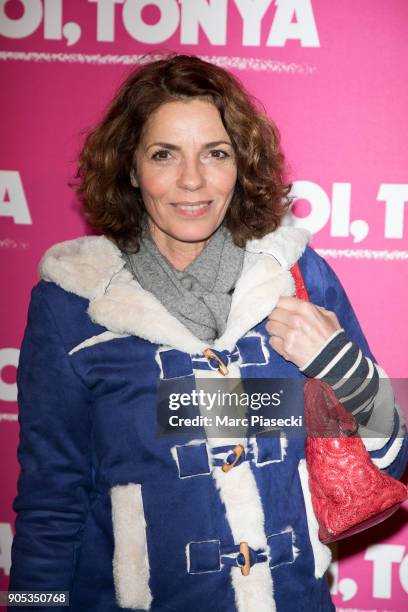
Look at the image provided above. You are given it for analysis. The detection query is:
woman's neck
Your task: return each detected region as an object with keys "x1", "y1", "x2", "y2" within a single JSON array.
[{"x1": 147, "y1": 223, "x2": 211, "y2": 271}]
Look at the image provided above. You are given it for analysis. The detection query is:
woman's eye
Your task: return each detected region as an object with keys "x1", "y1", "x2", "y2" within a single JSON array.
[
  {"x1": 151, "y1": 150, "x2": 171, "y2": 160},
  {"x1": 210, "y1": 149, "x2": 229, "y2": 159}
]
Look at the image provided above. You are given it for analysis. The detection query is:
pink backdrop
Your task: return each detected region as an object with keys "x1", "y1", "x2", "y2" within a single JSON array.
[{"x1": 1, "y1": 1, "x2": 407, "y2": 610}]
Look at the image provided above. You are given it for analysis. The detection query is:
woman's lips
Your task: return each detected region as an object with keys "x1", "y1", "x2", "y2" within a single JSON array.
[{"x1": 171, "y1": 201, "x2": 212, "y2": 218}]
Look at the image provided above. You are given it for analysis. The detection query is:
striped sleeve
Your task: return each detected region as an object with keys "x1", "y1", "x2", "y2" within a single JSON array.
[{"x1": 299, "y1": 328, "x2": 379, "y2": 426}]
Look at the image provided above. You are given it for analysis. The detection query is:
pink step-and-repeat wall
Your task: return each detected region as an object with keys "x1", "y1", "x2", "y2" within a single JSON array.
[{"x1": 1, "y1": 1, "x2": 407, "y2": 610}]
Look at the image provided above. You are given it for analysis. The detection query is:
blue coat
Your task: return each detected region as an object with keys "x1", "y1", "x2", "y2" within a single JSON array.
[{"x1": 9, "y1": 227, "x2": 408, "y2": 612}]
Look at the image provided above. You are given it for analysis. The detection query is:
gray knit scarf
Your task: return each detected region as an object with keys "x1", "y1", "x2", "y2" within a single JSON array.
[{"x1": 123, "y1": 224, "x2": 245, "y2": 342}]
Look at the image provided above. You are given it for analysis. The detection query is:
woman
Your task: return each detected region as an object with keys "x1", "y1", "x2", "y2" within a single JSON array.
[{"x1": 10, "y1": 54, "x2": 407, "y2": 612}]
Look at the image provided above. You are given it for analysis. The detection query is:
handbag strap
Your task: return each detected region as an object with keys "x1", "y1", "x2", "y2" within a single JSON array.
[{"x1": 290, "y1": 261, "x2": 310, "y2": 302}]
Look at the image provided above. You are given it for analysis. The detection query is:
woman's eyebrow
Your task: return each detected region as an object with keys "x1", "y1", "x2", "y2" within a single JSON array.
[{"x1": 146, "y1": 140, "x2": 233, "y2": 151}]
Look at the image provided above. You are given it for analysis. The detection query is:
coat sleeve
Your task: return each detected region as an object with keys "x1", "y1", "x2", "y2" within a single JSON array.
[
  {"x1": 9, "y1": 281, "x2": 93, "y2": 595},
  {"x1": 298, "y1": 247, "x2": 408, "y2": 480}
]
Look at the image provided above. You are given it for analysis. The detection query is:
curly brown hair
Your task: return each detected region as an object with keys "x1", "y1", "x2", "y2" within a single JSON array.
[{"x1": 73, "y1": 53, "x2": 292, "y2": 252}]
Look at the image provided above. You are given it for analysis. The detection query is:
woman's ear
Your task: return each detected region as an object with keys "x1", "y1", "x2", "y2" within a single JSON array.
[{"x1": 130, "y1": 168, "x2": 139, "y2": 188}]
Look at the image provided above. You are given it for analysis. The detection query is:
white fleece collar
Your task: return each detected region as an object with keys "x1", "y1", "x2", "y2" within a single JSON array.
[{"x1": 39, "y1": 227, "x2": 310, "y2": 354}]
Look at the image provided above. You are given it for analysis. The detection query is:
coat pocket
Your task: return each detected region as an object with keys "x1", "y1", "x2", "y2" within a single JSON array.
[{"x1": 111, "y1": 483, "x2": 153, "y2": 610}]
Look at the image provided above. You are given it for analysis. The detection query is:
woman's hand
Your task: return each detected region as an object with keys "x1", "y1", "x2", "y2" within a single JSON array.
[{"x1": 265, "y1": 297, "x2": 342, "y2": 369}]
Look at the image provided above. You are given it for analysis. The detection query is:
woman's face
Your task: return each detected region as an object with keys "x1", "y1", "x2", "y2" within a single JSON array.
[{"x1": 132, "y1": 98, "x2": 237, "y2": 251}]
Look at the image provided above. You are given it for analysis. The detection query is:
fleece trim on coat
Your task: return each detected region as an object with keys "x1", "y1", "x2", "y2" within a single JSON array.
[
  {"x1": 39, "y1": 227, "x2": 310, "y2": 355},
  {"x1": 194, "y1": 365, "x2": 276, "y2": 612},
  {"x1": 111, "y1": 484, "x2": 152, "y2": 610},
  {"x1": 297, "y1": 460, "x2": 332, "y2": 579}
]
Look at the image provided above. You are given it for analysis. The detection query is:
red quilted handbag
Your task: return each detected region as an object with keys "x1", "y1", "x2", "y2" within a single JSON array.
[{"x1": 291, "y1": 262, "x2": 408, "y2": 544}]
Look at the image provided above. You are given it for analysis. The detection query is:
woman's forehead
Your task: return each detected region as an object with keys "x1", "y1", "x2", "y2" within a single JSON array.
[{"x1": 140, "y1": 99, "x2": 229, "y2": 142}]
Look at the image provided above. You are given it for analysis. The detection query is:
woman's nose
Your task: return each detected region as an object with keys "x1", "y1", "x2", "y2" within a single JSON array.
[{"x1": 177, "y1": 158, "x2": 205, "y2": 191}]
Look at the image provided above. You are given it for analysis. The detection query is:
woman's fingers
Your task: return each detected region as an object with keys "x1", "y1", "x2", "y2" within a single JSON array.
[
  {"x1": 265, "y1": 318, "x2": 288, "y2": 339},
  {"x1": 265, "y1": 296, "x2": 341, "y2": 367},
  {"x1": 269, "y1": 296, "x2": 304, "y2": 312}
]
